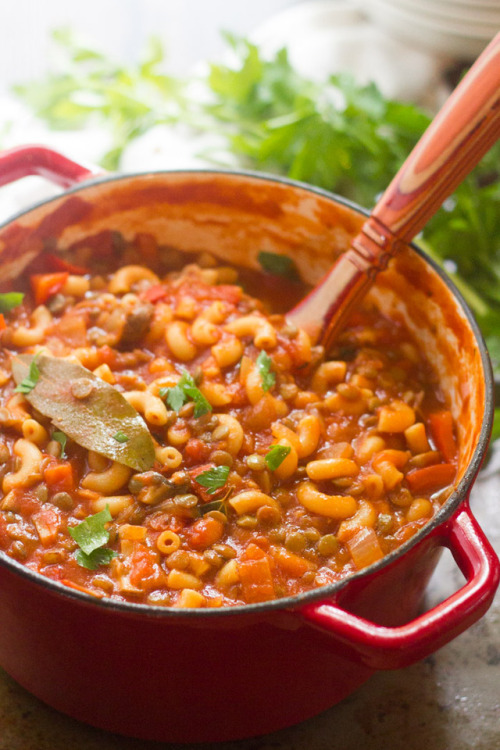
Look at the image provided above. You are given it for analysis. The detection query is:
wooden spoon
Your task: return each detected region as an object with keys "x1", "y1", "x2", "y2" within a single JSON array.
[{"x1": 288, "y1": 32, "x2": 500, "y2": 349}]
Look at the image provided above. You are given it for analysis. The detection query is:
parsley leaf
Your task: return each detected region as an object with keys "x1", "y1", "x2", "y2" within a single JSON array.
[
  {"x1": 113, "y1": 431, "x2": 129, "y2": 443},
  {"x1": 265, "y1": 444, "x2": 291, "y2": 471},
  {"x1": 258, "y1": 251, "x2": 298, "y2": 279},
  {"x1": 69, "y1": 505, "x2": 113, "y2": 558},
  {"x1": 52, "y1": 430, "x2": 68, "y2": 458},
  {"x1": 194, "y1": 465, "x2": 230, "y2": 495},
  {"x1": 75, "y1": 546, "x2": 116, "y2": 571},
  {"x1": 0, "y1": 292, "x2": 24, "y2": 314},
  {"x1": 160, "y1": 369, "x2": 212, "y2": 418},
  {"x1": 14, "y1": 354, "x2": 41, "y2": 394},
  {"x1": 12, "y1": 29, "x2": 183, "y2": 171},
  {"x1": 256, "y1": 351, "x2": 275, "y2": 392}
]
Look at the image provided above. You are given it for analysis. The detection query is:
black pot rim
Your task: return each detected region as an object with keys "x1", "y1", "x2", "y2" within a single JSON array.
[{"x1": 0, "y1": 166, "x2": 494, "y2": 620}]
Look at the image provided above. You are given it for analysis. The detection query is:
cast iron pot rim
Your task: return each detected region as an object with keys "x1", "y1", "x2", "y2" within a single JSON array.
[{"x1": 0, "y1": 166, "x2": 494, "y2": 620}]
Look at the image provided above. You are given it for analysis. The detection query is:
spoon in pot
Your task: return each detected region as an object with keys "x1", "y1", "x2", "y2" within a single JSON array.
[{"x1": 288, "y1": 32, "x2": 500, "y2": 350}]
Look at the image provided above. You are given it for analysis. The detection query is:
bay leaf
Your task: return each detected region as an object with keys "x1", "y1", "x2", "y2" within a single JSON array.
[{"x1": 11, "y1": 354, "x2": 155, "y2": 472}]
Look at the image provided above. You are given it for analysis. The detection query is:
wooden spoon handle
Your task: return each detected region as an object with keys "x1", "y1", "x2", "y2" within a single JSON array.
[
  {"x1": 372, "y1": 32, "x2": 500, "y2": 241},
  {"x1": 289, "y1": 32, "x2": 500, "y2": 347}
]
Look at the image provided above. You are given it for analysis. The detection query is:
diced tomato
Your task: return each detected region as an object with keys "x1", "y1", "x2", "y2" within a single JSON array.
[
  {"x1": 32, "y1": 505, "x2": 62, "y2": 546},
  {"x1": 30, "y1": 272, "x2": 69, "y2": 305},
  {"x1": 141, "y1": 284, "x2": 167, "y2": 303},
  {"x1": 169, "y1": 516, "x2": 186, "y2": 534},
  {"x1": 184, "y1": 438, "x2": 211, "y2": 466},
  {"x1": 52, "y1": 314, "x2": 88, "y2": 347},
  {"x1": 44, "y1": 461, "x2": 74, "y2": 492},
  {"x1": 186, "y1": 516, "x2": 224, "y2": 551},
  {"x1": 96, "y1": 345, "x2": 116, "y2": 367},
  {"x1": 406, "y1": 463, "x2": 456, "y2": 493},
  {"x1": 213, "y1": 285, "x2": 242, "y2": 305},
  {"x1": 129, "y1": 544, "x2": 161, "y2": 589}
]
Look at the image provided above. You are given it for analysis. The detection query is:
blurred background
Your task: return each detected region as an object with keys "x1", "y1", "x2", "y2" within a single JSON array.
[
  {"x1": 0, "y1": 0, "x2": 300, "y2": 85},
  {"x1": 0, "y1": 0, "x2": 496, "y2": 88},
  {"x1": 0, "y1": 0, "x2": 497, "y2": 216},
  {"x1": 2, "y1": 0, "x2": 496, "y2": 106}
]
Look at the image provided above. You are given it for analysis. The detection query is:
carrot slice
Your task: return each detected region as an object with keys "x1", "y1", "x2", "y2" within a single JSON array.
[
  {"x1": 30, "y1": 272, "x2": 69, "y2": 305},
  {"x1": 238, "y1": 555, "x2": 276, "y2": 603},
  {"x1": 428, "y1": 411, "x2": 457, "y2": 462},
  {"x1": 0, "y1": 314, "x2": 6, "y2": 331},
  {"x1": 406, "y1": 463, "x2": 455, "y2": 493},
  {"x1": 241, "y1": 542, "x2": 266, "y2": 561},
  {"x1": 60, "y1": 580, "x2": 104, "y2": 598},
  {"x1": 273, "y1": 548, "x2": 311, "y2": 578}
]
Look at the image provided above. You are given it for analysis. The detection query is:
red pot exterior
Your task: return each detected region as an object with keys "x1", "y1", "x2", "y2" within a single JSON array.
[
  {"x1": 0, "y1": 152, "x2": 497, "y2": 742},
  {"x1": 0, "y1": 526, "x2": 440, "y2": 743}
]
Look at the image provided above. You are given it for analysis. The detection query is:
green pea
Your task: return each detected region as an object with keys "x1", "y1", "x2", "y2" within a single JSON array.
[
  {"x1": 285, "y1": 531, "x2": 308, "y2": 553},
  {"x1": 317, "y1": 534, "x2": 339, "y2": 556}
]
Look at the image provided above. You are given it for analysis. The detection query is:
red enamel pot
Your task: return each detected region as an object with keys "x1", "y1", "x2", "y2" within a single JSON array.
[{"x1": 0, "y1": 145, "x2": 498, "y2": 744}]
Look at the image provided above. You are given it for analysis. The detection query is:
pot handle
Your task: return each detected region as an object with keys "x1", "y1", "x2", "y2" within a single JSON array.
[
  {"x1": 299, "y1": 504, "x2": 500, "y2": 670},
  {"x1": 0, "y1": 144, "x2": 103, "y2": 189}
]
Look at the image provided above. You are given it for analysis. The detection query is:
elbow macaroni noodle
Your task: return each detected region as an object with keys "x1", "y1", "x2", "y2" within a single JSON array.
[{"x1": 0, "y1": 244, "x2": 458, "y2": 607}]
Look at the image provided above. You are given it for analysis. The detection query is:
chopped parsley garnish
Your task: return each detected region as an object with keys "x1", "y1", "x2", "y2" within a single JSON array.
[
  {"x1": 113, "y1": 431, "x2": 129, "y2": 443},
  {"x1": 0, "y1": 292, "x2": 24, "y2": 314},
  {"x1": 14, "y1": 353, "x2": 41, "y2": 394},
  {"x1": 75, "y1": 546, "x2": 116, "y2": 571},
  {"x1": 160, "y1": 369, "x2": 212, "y2": 418},
  {"x1": 265, "y1": 444, "x2": 291, "y2": 471},
  {"x1": 69, "y1": 505, "x2": 116, "y2": 570},
  {"x1": 52, "y1": 430, "x2": 68, "y2": 458},
  {"x1": 256, "y1": 351, "x2": 275, "y2": 392},
  {"x1": 194, "y1": 465, "x2": 230, "y2": 495},
  {"x1": 258, "y1": 251, "x2": 298, "y2": 280}
]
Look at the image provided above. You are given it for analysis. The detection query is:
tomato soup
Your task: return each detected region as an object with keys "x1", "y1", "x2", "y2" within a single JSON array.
[{"x1": 0, "y1": 233, "x2": 457, "y2": 607}]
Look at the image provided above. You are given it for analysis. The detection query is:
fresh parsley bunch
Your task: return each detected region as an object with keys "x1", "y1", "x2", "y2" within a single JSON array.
[{"x1": 12, "y1": 30, "x2": 500, "y2": 434}]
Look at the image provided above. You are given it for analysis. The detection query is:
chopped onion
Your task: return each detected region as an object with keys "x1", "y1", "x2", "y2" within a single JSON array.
[{"x1": 347, "y1": 527, "x2": 384, "y2": 570}]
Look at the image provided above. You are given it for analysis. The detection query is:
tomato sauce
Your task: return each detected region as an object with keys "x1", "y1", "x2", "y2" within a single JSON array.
[{"x1": 0, "y1": 233, "x2": 457, "y2": 607}]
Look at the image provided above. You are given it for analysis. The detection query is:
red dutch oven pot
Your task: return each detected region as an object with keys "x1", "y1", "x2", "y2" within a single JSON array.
[{"x1": 0, "y1": 145, "x2": 498, "y2": 744}]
